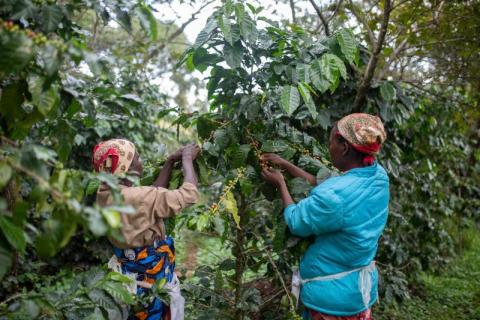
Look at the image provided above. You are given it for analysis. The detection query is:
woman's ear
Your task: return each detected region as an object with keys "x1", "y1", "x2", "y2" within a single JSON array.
[{"x1": 341, "y1": 140, "x2": 350, "y2": 156}]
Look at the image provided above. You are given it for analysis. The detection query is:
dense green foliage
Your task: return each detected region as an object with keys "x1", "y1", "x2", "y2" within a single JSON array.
[
  {"x1": 376, "y1": 228, "x2": 480, "y2": 320},
  {"x1": 0, "y1": 0, "x2": 176, "y2": 317},
  {"x1": 0, "y1": 0, "x2": 479, "y2": 319}
]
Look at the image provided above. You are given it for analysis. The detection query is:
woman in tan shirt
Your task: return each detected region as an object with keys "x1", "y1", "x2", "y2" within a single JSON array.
[{"x1": 93, "y1": 139, "x2": 200, "y2": 320}]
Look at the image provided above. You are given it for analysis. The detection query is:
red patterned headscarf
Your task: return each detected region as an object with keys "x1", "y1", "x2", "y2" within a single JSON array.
[
  {"x1": 337, "y1": 113, "x2": 386, "y2": 166},
  {"x1": 92, "y1": 139, "x2": 136, "y2": 176}
]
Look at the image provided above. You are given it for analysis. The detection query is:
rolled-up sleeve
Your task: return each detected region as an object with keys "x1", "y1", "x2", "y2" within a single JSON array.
[
  {"x1": 283, "y1": 188, "x2": 344, "y2": 237},
  {"x1": 152, "y1": 182, "x2": 200, "y2": 218}
]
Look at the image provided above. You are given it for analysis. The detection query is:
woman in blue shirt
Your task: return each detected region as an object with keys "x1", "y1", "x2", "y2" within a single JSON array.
[{"x1": 261, "y1": 113, "x2": 389, "y2": 320}]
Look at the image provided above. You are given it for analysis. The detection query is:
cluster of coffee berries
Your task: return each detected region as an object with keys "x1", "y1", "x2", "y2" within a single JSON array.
[
  {"x1": 2, "y1": 20, "x2": 20, "y2": 32},
  {"x1": 249, "y1": 137, "x2": 270, "y2": 169},
  {"x1": 291, "y1": 142, "x2": 333, "y2": 167},
  {"x1": 1, "y1": 20, "x2": 66, "y2": 49},
  {"x1": 1, "y1": 20, "x2": 47, "y2": 45},
  {"x1": 301, "y1": 147, "x2": 311, "y2": 156},
  {"x1": 209, "y1": 167, "x2": 246, "y2": 214}
]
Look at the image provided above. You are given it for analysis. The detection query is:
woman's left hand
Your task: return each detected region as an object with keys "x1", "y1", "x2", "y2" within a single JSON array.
[
  {"x1": 261, "y1": 168, "x2": 285, "y2": 186},
  {"x1": 168, "y1": 146, "x2": 185, "y2": 162}
]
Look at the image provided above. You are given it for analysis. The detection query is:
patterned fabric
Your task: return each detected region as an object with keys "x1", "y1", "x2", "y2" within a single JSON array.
[
  {"x1": 308, "y1": 308, "x2": 372, "y2": 320},
  {"x1": 113, "y1": 236, "x2": 176, "y2": 320},
  {"x1": 93, "y1": 139, "x2": 136, "y2": 176},
  {"x1": 337, "y1": 114, "x2": 386, "y2": 165}
]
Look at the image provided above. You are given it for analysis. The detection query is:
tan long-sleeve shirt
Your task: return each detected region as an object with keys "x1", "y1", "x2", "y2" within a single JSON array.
[{"x1": 96, "y1": 182, "x2": 200, "y2": 249}]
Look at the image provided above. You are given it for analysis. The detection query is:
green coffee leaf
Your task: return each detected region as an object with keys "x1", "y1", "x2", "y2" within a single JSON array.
[
  {"x1": 310, "y1": 59, "x2": 330, "y2": 93},
  {"x1": 224, "y1": 43, "x2": 243, "y2": 69},
  {"x1": 197, "y1": 116, "x2": 218, "y2": 139},
  {"x1": 298, "y1": 82, "x2": 318, "y2": 119},
  {"x1": 0, "y1": 216, "x2": 27, "y2": 253},
  {"x1": 0, "y1": 31, "x2": 33, "y2": 74},
  {"x1": 194, "y1": 17, "x2": 217, "y2": 48},
  {"x1": 0, "y1": 162, "x2": 12, "y2": 188},
  {"x1": 380, "y1": 82, "x2": 397, "y2": 102},
  {"x1": 41, "y1": 4, "x2": 64, "y2": 33},
  {"x1": 218, "y1": 15, "x2": 233, "y2": 45},
  {"x1": 103, "y1": 282, "x2": 134, "y2": 304},
  {"x1": 214, "y1": 129, "x2": 229, "y2": 148},
  {"x1": 196, "y1": 214, "x2": 209, "y2": 231},
  {"x1": 323, "y1": 53, "x2": 347, "y2": 81},
  {"x1": 224, "y1": 191, "x2": 240, "y2": 229},
  {"x1": 27, "y1": 75, "x2": 60, "y2": 116},
  {"x1": 295, "y1": 64, "x2": 310, "y2": 83},
  {"x1": 0, "y1": 244, "x2": 12, "y2": 279},
  {"x1": 114, "y1": 6, "x2": 132, "y2": 33},
  {"x1": 107, "y1": 272, "x2": 134, "y2": 284},
  {"x1": 234, "y1": 3, "x2": 245, "y2": 24},
  {"x1": 39, "y1": 44, "x2": 61, "y2": 77},
  {"x1": 280, "y1": 85, "x2": 300, "y2": 115},
  {"x1": 240, "y1": 13, "x2": 258, "y2": 42},
  {"x1": 102, "y1": 209, "x2": 122, "y2": 228},
  {"x1": 87, "y1": 288, "x2": 122, "y2": 318},
  {"x1": 231, "y1": 144, "x2": 251, "y2": 168},
  {"x1": 136, "y1": 4, "x2": 158, "y2": 41},
  {"x1": 336, "y1": 29, "x2": 358, "y2": 64}
]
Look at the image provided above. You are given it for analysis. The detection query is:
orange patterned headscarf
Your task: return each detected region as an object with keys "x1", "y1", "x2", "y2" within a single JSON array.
[
  {"x1": 337, "y1": 113, "x2": 386, "y2": 165},
  {"x1": 92, "y1": 139, "x2": 136, "y2": 176}
]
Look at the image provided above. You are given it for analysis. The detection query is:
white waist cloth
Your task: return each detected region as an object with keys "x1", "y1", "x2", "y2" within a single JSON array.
[{"x1": 291, "y1": 260, "x2": 376, "y2": 309}]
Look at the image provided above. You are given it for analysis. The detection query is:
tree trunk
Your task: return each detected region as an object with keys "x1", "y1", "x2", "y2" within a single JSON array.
[
  {"x1": 234, "y1": 228, "x2": 244, "y2": 320},
  {"x1": 289, "y1": 0, "x2": 296, "y2": 24},
  {"x1": 352, "y1": 0, "x2": 392, "y2": 112},
  {"x1": 234, "y1": 193, "x2": 247, "y2": 320}
]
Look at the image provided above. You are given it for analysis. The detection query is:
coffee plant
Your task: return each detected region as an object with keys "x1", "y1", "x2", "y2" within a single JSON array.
[{"x1": 170, "y1": 1, "x2": 422, "y2": 318}]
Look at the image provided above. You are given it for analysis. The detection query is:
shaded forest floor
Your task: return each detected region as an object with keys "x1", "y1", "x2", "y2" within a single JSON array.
[{"x1": 376, "y1": 228, "x2": 480, "y2": 320}]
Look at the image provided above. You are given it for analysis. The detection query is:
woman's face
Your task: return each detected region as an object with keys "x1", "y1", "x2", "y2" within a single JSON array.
[
  {"x1": 128, "y1": 152, "x2": 143, "y2": 176},
  {"x1": 328, "y1": 126, "x2": 347, "y2": 171}
]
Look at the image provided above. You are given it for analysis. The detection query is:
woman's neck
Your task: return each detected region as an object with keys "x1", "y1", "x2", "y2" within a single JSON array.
[
  {"x1": 340, "y1": 159, "x2": 367, "y2": 172},
  {"x1": 120, "y1": 179, "x2": 133, "y2": 187}
]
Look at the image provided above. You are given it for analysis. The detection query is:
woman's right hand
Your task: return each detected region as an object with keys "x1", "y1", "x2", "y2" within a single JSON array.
[
  {"x1": 261, "y1": 168, "x2": 285, "y2": 186},
  {"x1": 167, "y1": 146, "x2": 185, "y2": 162},
  {"x1": 182, "y1": 143, "x2": 201, "y2": 160},
  {"x1": 261, "y1": 153, "x2": 286, "y2": 167}
]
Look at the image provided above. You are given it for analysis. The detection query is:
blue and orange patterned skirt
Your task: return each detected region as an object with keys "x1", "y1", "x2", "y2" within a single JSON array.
[{"x1": 113, "y1": 236, "x2": 176, "y2": 320}]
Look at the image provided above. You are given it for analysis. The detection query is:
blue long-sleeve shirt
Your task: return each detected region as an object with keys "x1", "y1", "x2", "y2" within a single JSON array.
[{"x1": 284, "y1": 162, "x2": 389, "y2": 316}]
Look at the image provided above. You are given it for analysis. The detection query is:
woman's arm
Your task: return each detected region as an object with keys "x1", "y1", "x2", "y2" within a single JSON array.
[
  {"x1": 153, "y1": 148, "x2": 183, "y2": 188},
  {"x1": 262, "y1": 153, "x2": 317, "y2": 186},
  {"x1": 277, "y1": 179, "x2": 294, "y2": 207},
  {"x1": 280, "y1": 161, "x2": 317, "y2": 186},
  {"x1": 181, "y1": 144, "x2": 200, "y2": 187}
]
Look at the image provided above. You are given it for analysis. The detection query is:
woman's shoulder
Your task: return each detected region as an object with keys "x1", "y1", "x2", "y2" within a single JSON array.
[
  {"x1": 311, "y1": 169, "x2": 379, "y2": 199},
  {"x1": 121, "y1": 185, "x2": 167, "y2": 200},
  {"x1": 309, "y1": 177, "x2": 346, "y2": 201},
  {"x1": 376, "y1": 163, "x2": 389, "y2": 180},
  {"x1": 313, "y1": 172, "x2": 355, "y2": 191}
]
